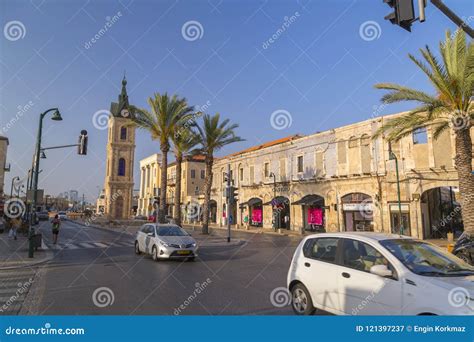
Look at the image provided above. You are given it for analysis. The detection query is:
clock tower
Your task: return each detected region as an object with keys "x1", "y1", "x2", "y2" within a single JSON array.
[{"x1": 103, "y1": 76, "x2": 136, "y2": 219}]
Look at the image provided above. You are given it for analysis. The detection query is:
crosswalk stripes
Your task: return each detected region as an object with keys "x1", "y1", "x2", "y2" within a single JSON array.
[
  {"x1": 0, "y1": 269, "x2": 36, "y2": 315},
  {"x1": 42, "y1": 240, "x2": 134, "y2": 251}
]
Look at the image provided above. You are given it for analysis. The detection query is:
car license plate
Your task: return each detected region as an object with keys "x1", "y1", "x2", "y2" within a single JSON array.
[{"x1": 177, "y1": 250, "x2": 191, "y2": 255}]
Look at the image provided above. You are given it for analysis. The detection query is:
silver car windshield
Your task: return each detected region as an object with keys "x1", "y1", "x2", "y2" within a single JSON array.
[
  {"x1": 157, "y1": 226, "x2": 188, "y2": 237},
  {"x1": 380, "y1": 239, "x2": 474, "y2": 277}
]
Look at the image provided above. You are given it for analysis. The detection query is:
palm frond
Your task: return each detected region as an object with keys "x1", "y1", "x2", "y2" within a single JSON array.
[{"x1": 374, "y1": 29, "x2": 473, "y2": 142}]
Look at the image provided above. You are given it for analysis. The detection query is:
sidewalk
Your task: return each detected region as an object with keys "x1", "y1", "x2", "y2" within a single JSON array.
[
  {"x1": 0, "y1": 231, "x2": 53, "y2": 270},
  {"x1": 185, "y1": 222, "x2": 304, "y2": 238}
]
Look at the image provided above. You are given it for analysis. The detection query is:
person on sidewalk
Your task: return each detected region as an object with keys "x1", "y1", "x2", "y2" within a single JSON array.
[
  {"x1": 243, "y1": 214, "x2": 249, "y2": 230},
  {"x1": 8, "y1": 217, "x2": 20, "y2": 240},
  {"x1": 51, "y1": 214, "x2": 61, "y2": 244}
]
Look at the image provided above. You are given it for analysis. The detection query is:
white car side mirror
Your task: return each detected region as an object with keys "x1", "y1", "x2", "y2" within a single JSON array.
[{"x1": 370, "y1": 264, "x2": 393, "y2": 277}]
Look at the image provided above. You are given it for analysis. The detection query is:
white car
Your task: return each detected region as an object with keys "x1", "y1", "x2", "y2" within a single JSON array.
[
  {"x1": 135, "y1": 224, "x2": 197, "y2": 261},
  {"x1": 58, "y1": 211, "x2": 68, "y2": 220},
  {"x1": 287, "y1": 232, "x2": 474, "y2": 315}
]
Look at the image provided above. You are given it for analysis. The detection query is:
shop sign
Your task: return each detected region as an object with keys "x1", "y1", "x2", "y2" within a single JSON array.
[
  {"x1": 389, "y1": 204, "x2": 410, "y2": 212},
  {"x1": 275, "y1": 186, "x2": 289, "y2": 193},
  {"x1": 343, "y1": 203, "x2": 372, "y2": 212}
]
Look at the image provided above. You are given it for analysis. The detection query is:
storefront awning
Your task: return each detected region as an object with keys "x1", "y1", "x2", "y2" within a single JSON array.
[
  {"x1": 239, "y1": 198, "x2": 262, "y2": 208},
  {"x1": 292, "y1": 194, "x2": 324, "y2": 206},
  {"x1": 263, "y1": 196, "x2": 288, "y2": 206}
]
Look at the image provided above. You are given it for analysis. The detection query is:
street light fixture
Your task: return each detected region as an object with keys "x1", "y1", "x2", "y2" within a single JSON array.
[
  {"x1": 51, "y1": 109, "x2": 63, "y2": 121},
  {"x1": 388, "y1": 147, "x2": 404, "y2": 235}
]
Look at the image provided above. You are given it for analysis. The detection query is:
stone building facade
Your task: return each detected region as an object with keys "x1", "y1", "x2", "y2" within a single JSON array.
[
  {"x1": 137, "y1": 153, "x2": 161, "y2": 216},
  {"x1": 137, "y1": 154, "x2": 206, "y2": 220},
  {"x1": 102, "y1": 77, "x2": 136, "y2": 219},
  {"x1": 210, "y1": 113, "x2": 473, "y2": 240}
]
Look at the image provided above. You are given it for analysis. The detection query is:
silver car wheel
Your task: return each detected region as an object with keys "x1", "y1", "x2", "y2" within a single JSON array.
[
  {"x1": 152, "y1": 246, "x2": 158, "y2": 261},
  {"x1": 292, "y1": 288, "x2": 307, "y2": 313}
]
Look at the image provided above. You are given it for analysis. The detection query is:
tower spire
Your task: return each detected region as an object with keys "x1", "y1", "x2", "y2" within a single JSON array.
[{"x1": 118, "y1": 74, "x2": 129, "y2": 110}]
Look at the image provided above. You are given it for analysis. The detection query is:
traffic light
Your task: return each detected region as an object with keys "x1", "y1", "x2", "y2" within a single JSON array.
[
  {"x1": 78, "y1": 130, "x2": 88, "y2": 155},
  {"x1": 383, "y1": 0, "x2": 415, "y2": 32},
  {"x1": 229, "y1": 186, "x2": 238, "y2": 204}
]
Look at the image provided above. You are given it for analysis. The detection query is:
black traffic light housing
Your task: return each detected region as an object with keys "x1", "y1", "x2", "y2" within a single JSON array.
[
  {"x1": 229, "y1": 186, "x2": 238, "y2": 204},
  {"x1": 384, "y1": 0, "x2": 415, "y2": 32},
  {"x1": 78, "y1": 130, "x2": 88, "y2": 155}
]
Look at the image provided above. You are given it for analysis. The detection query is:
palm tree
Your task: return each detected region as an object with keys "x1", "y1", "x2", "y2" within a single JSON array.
[
  {"x1": 132, "y1": 93, "x2": 194, "y2": 223},
  {"x1": 171, "y1": 129, "x2": 199, "y2": 226},
  {"x1": 374, "y1": 29, "x2": 474, "y2": 236},
  {"x1": 193, "y1": 113, "x2": 243, "y2": 234}
]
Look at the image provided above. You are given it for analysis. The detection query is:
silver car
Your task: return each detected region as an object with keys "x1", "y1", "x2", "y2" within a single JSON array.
[{"x1": 135, "y1": 224, "x2": 197, "y2": 261}]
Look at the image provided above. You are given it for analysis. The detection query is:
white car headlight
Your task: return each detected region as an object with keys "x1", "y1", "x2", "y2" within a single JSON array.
[{"x1": 159, "y1": 240, "x2": 170, "y2": 247}]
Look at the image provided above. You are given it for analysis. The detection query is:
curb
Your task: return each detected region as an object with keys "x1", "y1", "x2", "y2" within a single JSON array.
[
  {"x1": 0, "y1": 252, "x2": 54, "y2": 270},
  {"x1": 183, "y1": 224, "x2": 303, "y2": 238}
]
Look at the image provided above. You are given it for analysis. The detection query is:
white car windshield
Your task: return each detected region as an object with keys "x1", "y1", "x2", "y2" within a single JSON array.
[
  {"x1": 157, "y1": 226, "x2": 188, "y2": 237},
  {"x1": 380, "y1": 239, "x2": 474, "y2": 277}
]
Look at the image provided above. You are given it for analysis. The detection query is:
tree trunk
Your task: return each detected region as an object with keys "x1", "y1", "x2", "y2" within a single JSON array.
[
  {"x1": 201, "y1": 155, "x2": 214, "y2": 235},
  {"x1": 454, "y1": 127, "x2": 474, "y2": 237},
  {"x1": 159, "y1": 144, "x2": 169, "y2": 223},
  {"x1": 174, "y1": 152, "x2": 183, "y2": 226}
]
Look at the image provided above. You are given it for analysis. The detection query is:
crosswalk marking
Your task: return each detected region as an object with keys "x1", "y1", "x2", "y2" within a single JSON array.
[
  {"x1": 0, "y1": 270, "x2": 36, "y2": 315},
  {"x1": 42, "y1": 240, "x2": 134, "y2": 251}
]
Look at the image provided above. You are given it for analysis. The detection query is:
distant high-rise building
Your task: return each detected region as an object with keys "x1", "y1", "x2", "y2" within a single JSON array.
[{"x1": 69, "y1": 190, "x2": 79, "y2": 203}]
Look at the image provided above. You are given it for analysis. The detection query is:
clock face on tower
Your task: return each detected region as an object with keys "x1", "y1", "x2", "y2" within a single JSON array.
[{"x1": 121, "y1": 109, "x2": 130, "y2": 118}]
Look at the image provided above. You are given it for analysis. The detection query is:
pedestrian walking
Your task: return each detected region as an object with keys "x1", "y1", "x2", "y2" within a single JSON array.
[
  {"x1": 243, "y1": 214, "x2": 249, "y2": 229},
  {"x1": 51, "y1": 214, "x2": 61, "y2": 244},
  {"x1": 8, "y1": 217, "x2": 19, "y2": 240}
]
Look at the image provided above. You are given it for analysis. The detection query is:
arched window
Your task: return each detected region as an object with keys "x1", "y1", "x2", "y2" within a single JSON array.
[
  {"x1": 118, "y1": 158, "x2": 126, "y2": 176},
  {"x1": 348, "y1": 136, "x2": 359, "y2": 148},
  {"x1": 361, "y1": 134, "x2": 370, "y2": 146},
  {"x1": 120, "y1": 127, "x2": 127, "y2": 140}
]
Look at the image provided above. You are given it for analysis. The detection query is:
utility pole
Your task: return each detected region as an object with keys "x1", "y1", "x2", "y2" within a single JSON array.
[
  {"x1": 430, "y1": 0, "x2": 474, "y2": 38},
  {"x1": 389, "y1": 146, "x2": 404, "y2": 235},
  {"x1": 269, "y1": 172, "x2": 277, "y2": 231},
  {"x1": 29, "y1": 108, "x2": 63, "y2": 258},
  {"x1": 226, "y1": 164, "x2": 231, "y2": 243}
]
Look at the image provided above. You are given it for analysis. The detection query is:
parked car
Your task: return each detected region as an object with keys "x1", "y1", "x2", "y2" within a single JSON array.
[
  {"x1": 37, "y1": 211, "x2": 50, "y2": 221},
  {"x1": 135, "y1": 224, "x2": 197, "y2": 261},
  {"x1": 287, "y1": 232, "x2": 474, "y2": 316},
  {"x1": 58, "y1": 211, "x2": 67, "y2": 220},
  {"x1": 452, "y1": 232, "x2": 473, "y2": 265}
]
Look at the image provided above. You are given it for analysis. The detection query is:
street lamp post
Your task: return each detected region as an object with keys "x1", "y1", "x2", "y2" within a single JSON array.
[
  {"x1": 10, "y1": 176, "x2": 20, "y2": 198},
  {"x1": 29, "y1": 108, "x2": 63, "y2": 258},
  {"x1": 389, "y1": 149, "x2": 404, "y2": 235},
  {"x1": 269, "y1": 172, "x2": 277, "y2": 231}
]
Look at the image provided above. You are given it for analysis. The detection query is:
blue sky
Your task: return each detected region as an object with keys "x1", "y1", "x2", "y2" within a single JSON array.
[{"x1": 1, "y1": 0, "x2": 472, "y2": 201}]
